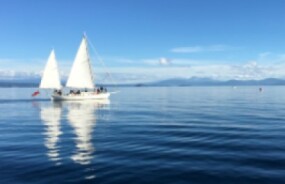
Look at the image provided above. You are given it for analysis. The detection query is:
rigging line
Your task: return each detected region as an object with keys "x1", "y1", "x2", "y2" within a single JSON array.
[{"x1": 87, "y1": 37, "x2": 118, "y2": 89}]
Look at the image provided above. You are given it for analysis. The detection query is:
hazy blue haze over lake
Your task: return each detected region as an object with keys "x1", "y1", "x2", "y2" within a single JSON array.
[{"x1": 0, "y1": 87, "x2": 284, "y2": 183}]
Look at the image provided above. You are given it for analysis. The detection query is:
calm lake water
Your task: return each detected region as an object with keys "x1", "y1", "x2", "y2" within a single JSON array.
[{"x1": 0, "y1": 87, "x2": 284, "y2": 184}]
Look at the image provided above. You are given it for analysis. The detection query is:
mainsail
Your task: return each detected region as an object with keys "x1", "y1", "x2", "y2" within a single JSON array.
[
  {"x1": 66, "y1": 36, "x2": 95, "y2": 89},
  {"x1": 40, "y1": 50, "x2": 62, "y2": 89}
]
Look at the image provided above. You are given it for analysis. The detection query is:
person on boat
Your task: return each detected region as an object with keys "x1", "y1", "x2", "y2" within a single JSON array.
[
  {"x1": 76, "y1": 90, "x2": 81, "y2": 95},
  {"x1": 53, "y1": 89, "x2": 62, "y2": 96}
]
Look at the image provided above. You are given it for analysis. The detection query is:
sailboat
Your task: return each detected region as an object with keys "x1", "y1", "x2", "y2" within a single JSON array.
[{"x1": 39, "y1": 34, "x2": 111, "y2": 101}]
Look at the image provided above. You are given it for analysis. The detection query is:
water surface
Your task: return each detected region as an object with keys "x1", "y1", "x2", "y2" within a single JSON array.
[{"x1": 0, "y1": 87, "x2": 284, "y2": 183}]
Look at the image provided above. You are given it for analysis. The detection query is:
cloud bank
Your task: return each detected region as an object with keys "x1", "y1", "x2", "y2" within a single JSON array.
[
  {"x1": 1, "y1": 50, "x2": 285, "y2": 84},
  {"x1": 1, "y1": 61, "x2": 285, "y2": 84}
]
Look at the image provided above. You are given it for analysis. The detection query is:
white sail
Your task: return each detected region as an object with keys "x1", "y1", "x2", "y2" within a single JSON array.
[
  {"x1": 66, "y1": 36, "x2": 95, "y2": 89},
  {"x1": 40, "y1": 50, "x2": 62, "y2": 89}
]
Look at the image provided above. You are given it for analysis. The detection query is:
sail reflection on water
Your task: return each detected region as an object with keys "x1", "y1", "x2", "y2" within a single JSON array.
[
  {"x1": 66, "y1": 100, "x2": 110, "y2": 165},
  {"x1": 39, "y1": 99, "x2": 110, "y2": 166},
  {"x1": 40, "y1": 102, "x2": 62, "y2": 165}
]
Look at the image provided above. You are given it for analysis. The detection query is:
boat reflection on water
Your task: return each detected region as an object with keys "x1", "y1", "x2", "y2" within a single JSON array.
[
  {"x1": 65, "y1": 99, "x2": 110, "y2": 165},
  {"x1": 40, "y1": 102, "x2": 63, "y2": 165},
  {"x1": 39, "y1": 99, "x2": 110, "y2": 166}
]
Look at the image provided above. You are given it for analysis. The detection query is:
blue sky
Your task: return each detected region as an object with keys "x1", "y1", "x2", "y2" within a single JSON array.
[{"x1": 1, "y1": 0, "x2": 285, "y2": 83}]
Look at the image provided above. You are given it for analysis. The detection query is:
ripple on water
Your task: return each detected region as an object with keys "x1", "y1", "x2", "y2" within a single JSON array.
[{"x1": 0, "y1": 87, "x2": 285, "y2": 183}]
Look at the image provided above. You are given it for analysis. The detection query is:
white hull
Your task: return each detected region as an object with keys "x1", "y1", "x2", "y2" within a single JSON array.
[{"x1": 51, "y1": 92, "x2": 110, "y2": 101}]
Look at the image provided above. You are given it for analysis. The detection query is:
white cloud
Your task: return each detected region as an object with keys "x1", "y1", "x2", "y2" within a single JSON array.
[
  {"x1": 159, "y1": 58, "x2": 171, "y2": 65},
  {"x1": 1, "y1": 61, "x2": 285, "y2": 84},
  {"x1": 92, "y1": 61, "x2": 285, "y2": 84},
  {"x1": 100, "y1": 56, "x2": 135, "y2": 65},
  {"x1": 171, "y1": 44, "x2": 232, "y2": 53},
  {"x1": 1, "y1": 51, "x2": 285, "y2": 84},
  {"x1": 141, "y1": 58, "x2": 160, "y2": 66},
  {"x1": 258, "y1": 52, "x2": 271, "y2": 59},
  {"x1": 171, "y1": 46, "x2": 203, "y2": 53}
]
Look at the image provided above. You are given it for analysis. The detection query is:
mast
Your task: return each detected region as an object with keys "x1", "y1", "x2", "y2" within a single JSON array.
[{"x1": 84, "y1": 33, "x2": 95, "y2": 87}]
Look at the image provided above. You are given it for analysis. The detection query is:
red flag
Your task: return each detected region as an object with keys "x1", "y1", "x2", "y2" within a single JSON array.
[{"x1": 32, "y1": 90, "x2": 40, "y2": 97}]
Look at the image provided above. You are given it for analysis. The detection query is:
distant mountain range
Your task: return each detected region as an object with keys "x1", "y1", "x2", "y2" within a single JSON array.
[
  {"x1": 141, "y1": 77, "x2": 285, "y2": 87},
  {"x1": 1, "y1": 77, "x2": 285, "y2": 87}
]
